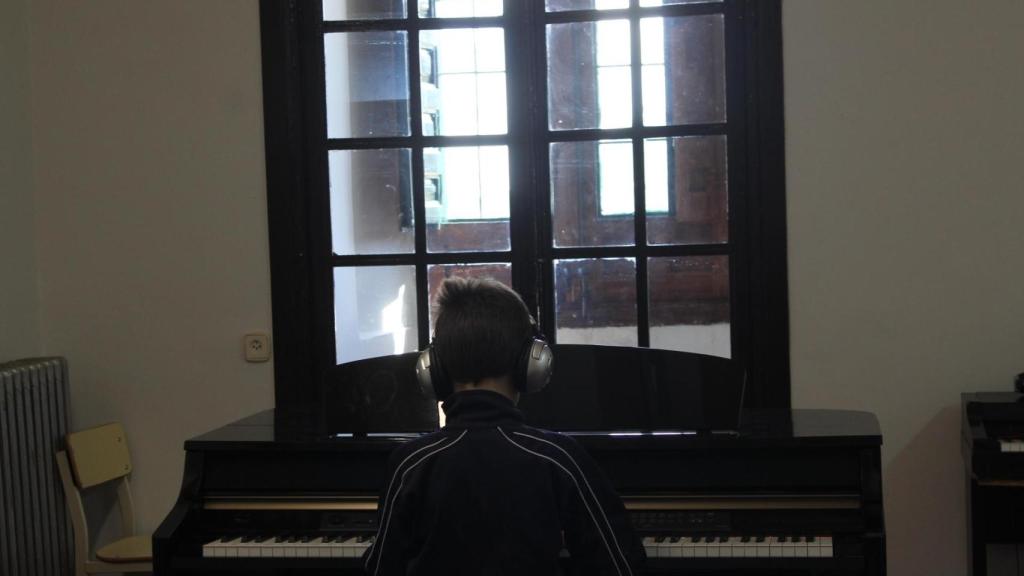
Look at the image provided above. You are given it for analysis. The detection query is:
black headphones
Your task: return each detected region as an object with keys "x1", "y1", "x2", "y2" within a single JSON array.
[{"x1": 415, "y1": 327, "x2": 554, "y2": 401}]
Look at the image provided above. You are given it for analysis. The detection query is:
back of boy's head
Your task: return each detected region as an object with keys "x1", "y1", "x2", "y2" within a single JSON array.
[{"x1": 432, "y1": 277, "x2": 534, "y2": 385}]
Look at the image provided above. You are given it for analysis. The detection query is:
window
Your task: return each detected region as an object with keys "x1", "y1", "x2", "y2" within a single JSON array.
[{"x1": 260, "y1": 0, "x2": 789, "y2": 412}]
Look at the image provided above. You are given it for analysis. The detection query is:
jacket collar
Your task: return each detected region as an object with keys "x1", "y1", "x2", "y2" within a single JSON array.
[{"x1": 442, "y1": 389, "x2": 524, "y2": 429}]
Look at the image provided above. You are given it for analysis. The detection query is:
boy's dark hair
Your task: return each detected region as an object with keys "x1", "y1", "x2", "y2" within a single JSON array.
[{"x1": 432, "y1": 277, "x2": 535, "y2": 385}]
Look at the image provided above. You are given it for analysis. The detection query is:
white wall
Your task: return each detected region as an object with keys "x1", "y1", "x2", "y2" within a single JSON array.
[
  {"x1": 0, "y1": 0, "x2": 39, "y2": 361},
  {"x1": 785, "y1": 1, "x2": 1024, "y2": 574},
  {"x1": 6, "y1": 0, "x2": 1023, "y2": 573},
  {"x1": 28, "y1": 0, "x2": 274, "y2": 534}
]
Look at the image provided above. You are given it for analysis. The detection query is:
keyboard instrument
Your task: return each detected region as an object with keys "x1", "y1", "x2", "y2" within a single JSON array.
[
  {"x1": 154, "y1": 409, "x2": 884, "y2": 574},
  {"x1": 962, "y1": 392, "x2": 1024, "y2": 575},
  {"x1": 155, "y1": 346, "x2": 885, "y2": 575}
]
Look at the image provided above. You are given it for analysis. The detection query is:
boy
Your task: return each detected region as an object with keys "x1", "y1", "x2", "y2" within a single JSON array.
[{"x1": 363, "y1": 277, "x2": 644, "y2": 576}]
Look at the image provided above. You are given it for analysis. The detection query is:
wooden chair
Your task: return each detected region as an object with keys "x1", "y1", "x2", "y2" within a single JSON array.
[{"x1": 55, "y1": 423, "x2": 152, "y2": 575}]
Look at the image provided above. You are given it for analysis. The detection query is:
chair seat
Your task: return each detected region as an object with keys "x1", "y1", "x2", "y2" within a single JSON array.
[{"x1": 96, "y1": 535, "x2": 152, "y2": 563}]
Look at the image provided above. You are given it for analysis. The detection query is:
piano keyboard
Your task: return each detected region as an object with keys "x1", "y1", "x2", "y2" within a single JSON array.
[
  {"x1": 999, "y1": 439, "x2": 1024, "y2": 452},
  {"x1": 202, "y1": 534, "x2": 375, "y2": 558},
  {"x1": 202, "y1": 532, "x2": 834, "y2": 561},
  {"x1": 641, "y1": 535, "x2": 833, "y2": 558}
]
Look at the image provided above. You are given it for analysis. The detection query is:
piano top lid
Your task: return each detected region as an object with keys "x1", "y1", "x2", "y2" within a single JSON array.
[
  {"x1": 963, "y1": 392, "x2": 1024, "y2": 423},
  {"x1": 184, "y1": 408, "x2": 881, "y2": 451}
]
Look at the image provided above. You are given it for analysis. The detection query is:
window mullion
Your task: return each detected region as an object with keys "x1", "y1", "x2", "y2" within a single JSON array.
[
  {"x1": 506, "y1": 0, "x2": 542, "y2": 323},
  {"x1": 629, "y1": 2, "x2": 650, "y2": 348},
  {"x1": 408, "y1": 8, "x2": 430, "y2": 348}
]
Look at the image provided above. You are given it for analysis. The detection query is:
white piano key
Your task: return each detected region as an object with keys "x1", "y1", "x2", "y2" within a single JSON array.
[
  {"x1": 271, "y1": 540, "x2": 287, "y2": 558},
  {"x1": 642, "y1": 536, "x2": 659, "y2": 558},
  {"x1": 254, "y1": 537, "x2": 277, "y2": 558},
  {"x1": 202, "y1": 539, "x2": 221, "y2": 558},
  {"x1": 322, "y1": 536, "x2": 343, "y2": 558},
  {"x1": 316, "y1": 537, "x2": 336, "y2": 558},
  {"x1": 345, "y1": 536, "x2": 365, "y2": 558},
  {"x1": 667, "y1": 538, "x2": 683, "y2": 558}
]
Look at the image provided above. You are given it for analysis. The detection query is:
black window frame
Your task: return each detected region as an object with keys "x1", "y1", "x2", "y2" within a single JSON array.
[{"x1": 259, "y1": 0, "x2": 789, "y2": 418}]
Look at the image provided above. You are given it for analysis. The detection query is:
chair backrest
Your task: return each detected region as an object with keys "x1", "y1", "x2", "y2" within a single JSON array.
[
  {"x1": 56, "y1": 423, "x2": 138, "y2": 571},
  {"x1": 65, "y1": 423, "x2": 132, "y2": 489}
]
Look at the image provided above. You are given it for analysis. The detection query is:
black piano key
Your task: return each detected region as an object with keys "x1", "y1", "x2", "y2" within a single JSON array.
[
  {"x1": 704, "y1": 536, "x2": 715, "y2": 543},
  {"x1": 287, "y1": 535, "x2": 300, "y2": 543},
  {"x1": 300, "y1": 535, "x2": 315, "y2": 543},
  {"x1": 778, "y1": 536, "x2": 787, "y2": 543},
  {"x1": 240, "y1": 535, "x2": 256, "y2": 543},
  {"x1": 741, "y1": 536, "x2": 751, "y2": 543},
  {"x1": 691, "y1": 536, "x2": 700, "y2": 543},
  {"x1": 219, "y1": 534, "x2": 236, "y2": 543},
  {"x1": 718, "y1": 536, "x2": 728, "y2": 543},
  {"x1": 792, "y1": 536, "x2": 803, "y2": 543},
  {"x1": 357, "y1": 534, "x2": 373, "y2": 543},
  {"x1": 806, "y1": 536, "x2": 816, "y2": 543},
  {"x1": 655, "y1": 536, "x2": 666, "y2": 543},
  {"x1": 254, "y1": 535, "x2": 273, "y2": 543},
  {"x1": 669, "y1": 536, "x2": 680, "y2": 543}
]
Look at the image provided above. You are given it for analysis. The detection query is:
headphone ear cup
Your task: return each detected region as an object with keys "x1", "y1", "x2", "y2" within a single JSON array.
[
  {"x1": 429, "y1": 345, "x2": 454, "y2": 401},
  {"x1": 520, "y1": 339, "x2": 554, "y2": 394},
  {"x1": 415, "y1": 348, "x2": 434, "y2": 398}
]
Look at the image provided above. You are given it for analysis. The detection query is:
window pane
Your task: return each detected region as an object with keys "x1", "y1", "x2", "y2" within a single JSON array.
[
  {"x1": 420, "y1": 0, "x2": 502, "y2": 18},
  {"x1": 330, "y1": 149, "x2": 414, "y2": 255},
  {"x1": 427, "y1": 263, "x2": 512, "y2": 332},
  {"x1": 641, "y1": 15, "x2": 725, "y2": 125},
  {"x1": 646, "y1": 135, "x2": 727, "y2": 245},
  {"x1": 325, "y1": 32, "x2": 410, "y2": 138},
  {"x1": 425, "y1": 146, "x2": 510, "y2": 252},
  {"x1": 550, "y1": 141, "x2": 635, "y2": 248},
  {"x1": 421, "y1": 28, "x2": 507, "y2": 136},
  {"x1": 546, "y1": 0, "x2": 628, "y2": 11},
  {"x1": 643, "y1": 138, "x2": 669, "y2": 213},
  {"x1": 649, "y1": 256, "x2": 730, "y2": 358},
  {"x1": 548, "y1": 20, "x2": 632, "y2": 131},
  {"x1": 335, "y1": 266, "x2": 418, "y2": 363},
  {"x1": 555, "y1": 258, "x2": 637, "y2": 346},
  {"x1": 323, "y1": 0, "x2": 406, "y2": 20}
]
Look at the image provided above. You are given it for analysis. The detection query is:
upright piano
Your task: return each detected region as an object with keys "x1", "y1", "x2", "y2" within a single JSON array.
[
  {"x1": 155, "y1": 345, "x2": 886, "y2": 575},
  {"x1": 962, "y1": 392, "x2": 1024, "y2": 575}
]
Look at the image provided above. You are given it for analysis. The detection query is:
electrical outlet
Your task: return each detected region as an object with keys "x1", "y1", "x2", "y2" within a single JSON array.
[{"x1": 243, "y1": 333, "x2": 271, "y2": 362}]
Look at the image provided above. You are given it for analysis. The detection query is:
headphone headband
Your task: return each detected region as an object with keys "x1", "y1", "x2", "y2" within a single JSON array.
[{"x1": 416, "y1": 333, "x2": 554, "y2": 401}]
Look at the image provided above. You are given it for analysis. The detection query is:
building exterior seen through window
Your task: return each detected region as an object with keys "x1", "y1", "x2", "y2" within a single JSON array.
[{"x1": 322, "y1": 0, "x2": 731, "y2": 365}]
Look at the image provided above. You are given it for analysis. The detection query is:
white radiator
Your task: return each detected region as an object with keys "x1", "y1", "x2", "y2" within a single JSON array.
[{"x1": 0, "y1": 357, "x2": 73, "y2": 576}]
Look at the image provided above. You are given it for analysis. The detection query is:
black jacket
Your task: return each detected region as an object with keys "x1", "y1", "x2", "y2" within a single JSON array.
[{"x1": 362, "y1": 389, "x2": 644, "y2": 576}]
